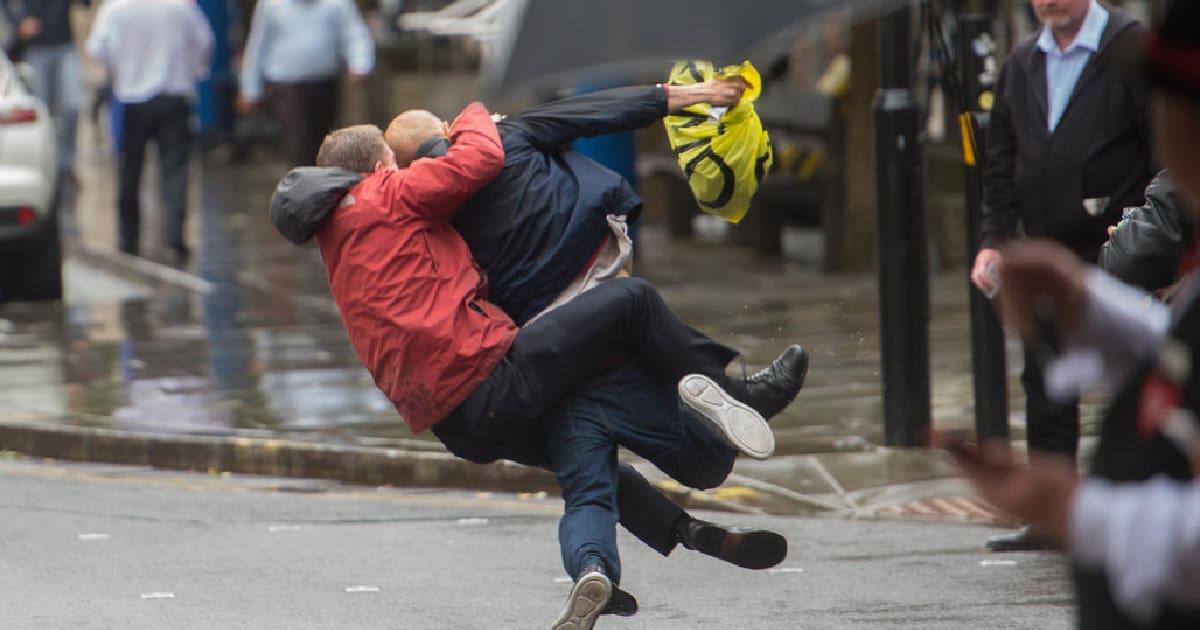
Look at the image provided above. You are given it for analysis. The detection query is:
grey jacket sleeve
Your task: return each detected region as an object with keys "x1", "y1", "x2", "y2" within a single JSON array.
[
  {"x1": 1099, "y1": 171, "x2": 1193, "y2": 292},
  {"x1": 507, "y1": 86, "x2": 668, "y2": 150}
]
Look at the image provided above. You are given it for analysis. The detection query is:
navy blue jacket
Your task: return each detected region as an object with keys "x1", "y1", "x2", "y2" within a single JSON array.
[{"x1": 452, "y1": 86, "x2": 667, "y2": 325}]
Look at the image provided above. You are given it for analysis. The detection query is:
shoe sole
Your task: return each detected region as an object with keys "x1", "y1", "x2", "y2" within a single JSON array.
[
  {"x1": 692, "y1": 524, "x2": 788, "y2": 570},
  {"x1": 551, "y1": 571, "x2": 611, "y2": 630},
  {"x1": 679, "y1": 374, "x2": 775, "y2": 459}
]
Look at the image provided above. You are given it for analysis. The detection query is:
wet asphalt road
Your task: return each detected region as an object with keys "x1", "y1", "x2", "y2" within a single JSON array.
[{"x1": 0, "y1": 456, "x2": 1072, "y2": 630}]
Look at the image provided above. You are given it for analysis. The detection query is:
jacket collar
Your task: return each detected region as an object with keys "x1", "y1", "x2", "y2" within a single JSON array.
[
  {"x1": 1036, "y1": 0, "x2": 1108, "y2": 55},
  {"x1": 1018, "y1": 5, "x2": 1139, "y2": 130}
]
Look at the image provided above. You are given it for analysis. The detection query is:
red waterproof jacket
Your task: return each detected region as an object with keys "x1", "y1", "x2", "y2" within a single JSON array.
[{"x1": 311, "y1": 103, "x2": 514, "y2": 433}]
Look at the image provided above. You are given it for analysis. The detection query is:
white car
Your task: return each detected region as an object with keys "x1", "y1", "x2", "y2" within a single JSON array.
[{"x1": 0, "y1": 51, "x2": 60, "y2": 302}]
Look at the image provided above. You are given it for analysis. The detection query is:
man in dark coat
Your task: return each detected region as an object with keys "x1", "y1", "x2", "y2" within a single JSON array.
[{"x1": 969, "y1": 0, "x2": 1155, "y2": 551}]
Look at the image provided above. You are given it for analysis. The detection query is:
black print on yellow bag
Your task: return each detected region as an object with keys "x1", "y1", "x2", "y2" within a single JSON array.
[{"x1": 663, "y1": 60, "x2": 774, "y2": 224}]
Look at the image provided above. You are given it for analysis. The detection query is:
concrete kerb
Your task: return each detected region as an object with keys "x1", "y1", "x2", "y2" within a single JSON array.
[{"x1": 0, "y1": 420, "x2": 561, "y2": 494}]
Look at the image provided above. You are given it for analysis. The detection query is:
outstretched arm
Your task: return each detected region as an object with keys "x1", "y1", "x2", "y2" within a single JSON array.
[{"x1": 509, "y1": 79, "x2": 745, "y2": 150}]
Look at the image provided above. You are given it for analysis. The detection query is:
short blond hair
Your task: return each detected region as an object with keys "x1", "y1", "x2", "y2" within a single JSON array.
[
  {"x1": 384, "y1": 110, "x2": 446, "y2": 167},
  {"x1": 316, "y1": 125, "x2": 389, "y2": 173}
]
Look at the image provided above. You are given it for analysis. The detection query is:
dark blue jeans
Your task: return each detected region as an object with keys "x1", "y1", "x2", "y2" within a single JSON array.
[
  {"x1": 546, "y1": 361, "x2": 736, "y2": 585},
  {"x1": 432, "y1": 278, "x2": 740, "y2": 582}
]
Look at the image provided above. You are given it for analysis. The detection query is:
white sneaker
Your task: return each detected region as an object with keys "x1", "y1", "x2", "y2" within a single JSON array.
[
  {"x1": 679, "y1": 374, "x2": 775, "y2": 460},
  {"x1": 550, "y1": 568, "x2": 611, "y2": 630}
]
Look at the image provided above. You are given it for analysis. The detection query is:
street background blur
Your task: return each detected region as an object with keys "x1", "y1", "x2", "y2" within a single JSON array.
[{"x1": 0, "y1": 1, "x2": 1167, "y2": 627}]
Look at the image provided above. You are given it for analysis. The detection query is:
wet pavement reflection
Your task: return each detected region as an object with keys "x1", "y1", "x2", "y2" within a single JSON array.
[{"x1": 0, "y1": 144, "x2": 1105, "y2": 514}]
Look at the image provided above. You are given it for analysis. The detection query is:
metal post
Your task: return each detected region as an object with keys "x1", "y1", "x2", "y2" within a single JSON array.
[
  {"x1": 874, "y1": 3, "x2": 931, "y2": 447},
  {"x1": 957, "y1": 12, "x2": 1010, "y2": 443}
]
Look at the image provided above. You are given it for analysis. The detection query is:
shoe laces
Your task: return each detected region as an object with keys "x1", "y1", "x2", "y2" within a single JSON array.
[{"x1": 741, "y1": 354, "x2": 776, "y2": 385}]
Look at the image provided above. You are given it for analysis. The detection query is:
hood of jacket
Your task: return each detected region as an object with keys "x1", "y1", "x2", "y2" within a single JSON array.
[{"x1": 269, "y1": 167, "x2": 364, "y2": 244}]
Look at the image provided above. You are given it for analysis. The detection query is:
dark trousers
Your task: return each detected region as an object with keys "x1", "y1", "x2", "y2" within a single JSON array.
[
  {"x1": 118, "y1": 95, "x2": 191, "y2": 256},
  {"x1": 545, "y1": 361, "x2": 735, "y2": 584},
  {"x1": 1021, "y1": 344, "x2": 1080, "y2": 460},
  {"x1": 267, "y1": 77, "x2": 340, "y2": 167},
  {"x1": 434, "y1": 278, "x2": 737, "y2": 461},
  {"x1": 433, "y1": 279, "x2": 740, "y2": 576}
]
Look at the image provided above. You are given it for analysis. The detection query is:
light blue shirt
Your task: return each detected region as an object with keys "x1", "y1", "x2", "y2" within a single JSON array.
[
  {"x1": 1037, "y1": 0, "x2": 1109, "y2": 132},
  {"x1": 240, "y1": 0, "x2": 375, "y2": 101}
]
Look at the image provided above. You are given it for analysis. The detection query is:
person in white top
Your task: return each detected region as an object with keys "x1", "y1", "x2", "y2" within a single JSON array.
[{"x1": 85, "y1": 0, "x2": 214, "y2": 263}]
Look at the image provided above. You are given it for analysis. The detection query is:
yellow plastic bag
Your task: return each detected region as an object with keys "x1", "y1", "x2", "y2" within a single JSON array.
[{"x1": 663, "y1": 60, "x2": 773, "y2": 224}]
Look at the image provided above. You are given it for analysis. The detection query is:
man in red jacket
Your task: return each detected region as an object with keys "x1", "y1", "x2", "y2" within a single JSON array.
[{"x1": 269, "y1": 103, "x2": 799, "y2": 627}]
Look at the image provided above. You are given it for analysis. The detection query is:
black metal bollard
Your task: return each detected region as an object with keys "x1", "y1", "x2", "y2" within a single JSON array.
[
  {"x1": 875, "y1": 3, "x2": 931, "y2": 447},
  {"x1": 957, "y1": 12, "x2": 1010, "y2": 442}
]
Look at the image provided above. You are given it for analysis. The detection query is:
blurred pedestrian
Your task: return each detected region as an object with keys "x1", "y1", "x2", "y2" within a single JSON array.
[
  {"x1": 1, "y1": 0, "x2": 89, "y2": 179},
  {"x1": 86, "y1": 0, "x2": 214, "y2": 263},
  {"x1": 969, "y1": 0, "x2": 1155, "y2": 552},
  {"x1": 954, "y1": 3, "x2": 1200, "y2": 626},
  {"x1": 236, "y1": 0, "x2": 374, "y2": 167}
]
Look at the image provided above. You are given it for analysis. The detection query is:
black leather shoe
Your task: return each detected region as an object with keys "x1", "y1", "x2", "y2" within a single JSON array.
[
  {"x1": 743, "y1": 345, "x2": 809, "y2": 419},
  {"x1": 552, "y1": 564, "x2": 611, "y2": 630},
  {"x1": 600, "y1": 586, "x2": 638, "y2": 617},
  {"x1": 677, "y1": 517, "x2": 788, "y2": 570},
  {"x1": 986, "y1": 526, "x2": 1059, "y2": 552}
]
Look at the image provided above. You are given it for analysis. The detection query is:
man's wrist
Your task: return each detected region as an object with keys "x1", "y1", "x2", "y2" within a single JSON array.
[{"x1": 667, "y1": 84, "x2": 706, "y2": 112}]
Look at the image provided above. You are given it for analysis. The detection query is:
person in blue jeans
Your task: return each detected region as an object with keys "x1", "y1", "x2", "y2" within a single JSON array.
[
  {"x1": 387, "y1": 81, "x2": 810, "y2": 628},
  {"x1": 2, "y1": 0, "x2": 89, "y2": 178}
]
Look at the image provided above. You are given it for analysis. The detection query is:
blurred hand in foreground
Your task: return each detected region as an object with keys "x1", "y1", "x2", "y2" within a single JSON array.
[
  {"x1": 996, "y1": 239, "x2": 1089, "y2": 341},
  {"x1": 943, "y1": 437, "x2": 1079, "y2": 545}
]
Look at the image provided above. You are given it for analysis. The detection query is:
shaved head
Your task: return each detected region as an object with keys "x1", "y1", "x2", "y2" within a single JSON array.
[{"x1": 385, "y1": 110, "x2": 448, "y2": 167}]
